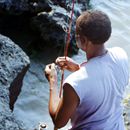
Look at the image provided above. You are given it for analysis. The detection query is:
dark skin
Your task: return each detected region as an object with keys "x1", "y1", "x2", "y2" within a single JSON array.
[
  {"x1": 45, "y1": 63, "x2": 79, "y2": 129},
  {"x1": 44, "y1": 15, "x2": 107, "y2": 129}
]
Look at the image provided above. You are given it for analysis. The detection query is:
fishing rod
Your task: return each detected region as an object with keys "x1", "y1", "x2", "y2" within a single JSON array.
[
  {"x1": 59, "y1": 0, "x2": 75, "y2": 98},
  {"x1": 53, "y1": 1, "x2": 75, "y2": 130}
]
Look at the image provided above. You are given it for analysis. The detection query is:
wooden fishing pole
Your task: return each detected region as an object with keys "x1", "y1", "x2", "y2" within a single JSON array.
[
  {"x1": 54, "y1": 1, "x2": 75, "y2": 130},
  {"x1": 59, "y1": 0, "x2": 75, "y2": 98}
]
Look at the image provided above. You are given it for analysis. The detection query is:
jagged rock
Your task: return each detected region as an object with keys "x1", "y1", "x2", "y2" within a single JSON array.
[
  {"x1": 0, "y1": 34, "x2": 30, "y2": 130},
  {"x1": 52, "y1": 0, "x2": 89, "y2": 13},
  {"x1": 30, "y1": 6, "x2": 71, "y2": 49},
  {"x1": 30, "y1": 0, "x2": 90, "y2": 55},
  {"x1": 0, "y1": 0, "x2": 89, "y2": 15},
  {"x1": 0, "y1": 0, "x2": 90, "y2": 56},
  {"x1": 0, "y1": 0, "x2": 52, "y2": 14},
  {"x1": 0, "y1": 110, "x2": 26, "y2": 130}
]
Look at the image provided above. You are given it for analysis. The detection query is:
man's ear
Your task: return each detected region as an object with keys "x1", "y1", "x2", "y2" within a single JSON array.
[
  {"x1": 80, "y1": 36, "x2": 88, "y2": 51},
  {"x1": 80, "y1": 36, "x2": 86, "y2": 44}
]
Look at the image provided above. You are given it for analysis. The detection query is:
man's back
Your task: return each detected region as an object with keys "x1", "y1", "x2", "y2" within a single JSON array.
[{"x1": 64, "y1": 47, "x2": 129, "y2": 130}]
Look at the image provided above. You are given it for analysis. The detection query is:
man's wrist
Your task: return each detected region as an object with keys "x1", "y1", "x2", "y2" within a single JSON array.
[{"x1": 49, "y1": 87, "x2": 53, "y2": 91}]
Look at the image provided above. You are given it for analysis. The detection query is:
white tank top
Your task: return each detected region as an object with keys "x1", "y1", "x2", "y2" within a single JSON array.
[{"x1": 64, "y1": 47, "x2": 129, "y2": 130}]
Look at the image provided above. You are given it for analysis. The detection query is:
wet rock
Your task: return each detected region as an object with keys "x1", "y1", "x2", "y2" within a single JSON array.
[
  {"x1": 0, "y1": 0, "x2": 52, "y2": 15},
  {"x1": 123, "y1": 95, "x2": 130, "y2": 130},
  {"x1": 30, "y1": 0, "x2": 90, "y2": 55},
  {"x1": 31, "y1": 6, "x2": 70, "y2": 50},
  {"x1": 0, "y1": 110, "x2": 26, "y2": 130},
  {"x1": 52, "y1": 0, "x2": 89, "y2": 12},
  {"x1": 0, "y1": 0, "x2": 90, "y2": 56},
  {"x1": 31, "y1": 0, "x2": 89, "y2": 55},
  {"x1": 0, "y1": 0, "x2": 89, "y2": 15},
  {"x1": 0, "y1": 34, "x2": 30, "y2": 129}
]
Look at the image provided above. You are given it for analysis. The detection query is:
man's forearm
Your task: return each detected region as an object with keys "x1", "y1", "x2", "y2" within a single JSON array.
[{"x1": 49, "y1": 81, "x2": 60, "y2": 120}]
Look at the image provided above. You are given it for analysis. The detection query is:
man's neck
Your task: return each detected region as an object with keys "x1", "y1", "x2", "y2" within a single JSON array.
[{"x1": 86, "y1": 44, "x2": 107, "y2": 60}]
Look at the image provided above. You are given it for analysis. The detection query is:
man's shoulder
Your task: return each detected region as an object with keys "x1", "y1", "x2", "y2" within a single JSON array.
[
  {"x1": 108, "y1": 47, "x2": 128, "y2": 60},
  {"x1": 108, "y1": 47, "x2": 127, "y2": 55}
]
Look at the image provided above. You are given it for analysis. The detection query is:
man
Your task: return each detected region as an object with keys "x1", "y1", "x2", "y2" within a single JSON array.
[{"x1": 45, "y1": 10, "x2": 129, "y2": 130}]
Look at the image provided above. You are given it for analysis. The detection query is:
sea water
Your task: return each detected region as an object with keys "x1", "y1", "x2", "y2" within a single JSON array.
[{"x1": 13, "y1": 0, "x2": 130, "y2": 130}]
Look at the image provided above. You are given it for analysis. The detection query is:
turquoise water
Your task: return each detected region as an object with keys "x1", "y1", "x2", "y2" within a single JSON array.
[{"x1": 14, "y1": 0, "x2": 130, "y2": 130}]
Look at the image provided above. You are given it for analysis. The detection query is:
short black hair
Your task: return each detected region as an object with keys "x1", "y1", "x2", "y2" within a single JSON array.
[{"x1": 76, "y1": 10, "x2": 112, "y2": 44}]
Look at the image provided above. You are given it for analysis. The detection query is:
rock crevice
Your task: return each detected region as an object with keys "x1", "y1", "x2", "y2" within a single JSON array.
[{"x1": 0, "y1": 34, "x2": 30, "y2": 130}]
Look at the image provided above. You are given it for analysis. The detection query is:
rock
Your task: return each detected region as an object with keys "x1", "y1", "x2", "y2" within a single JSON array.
[
  {"x1": 0, "y1": 0, "x2": 90, "y2": 57},
  {"x1": 0, "y1": 0, "x2": 29, "y2": 14},
  {"x1": 0, "y1": 110, "x2": 26, "y2": 130},
  {"x1": 30, "y1": 0, "x2": 90, "y2": 55},
  {"x1": 0, "y1": 0, "x2": 52, "y2": 15},
  {"x1": 0, "y1": 34, "x2": 30, "y2": 129},
  {"x1": 52, "y1": 0, "x2": 89, "y2": 12},
  {"x1": 31, "y1": 6, "x2": 70, "y2": 49},
  {"x1": 123, "y1": 95, "x2": 130, "y2": 130},
  {"x1": 0, "y1": 0, "x2": 89, "y2": 15},
  {"x1": 31, "y1": 0, "x2": 89, "y2": 55}
]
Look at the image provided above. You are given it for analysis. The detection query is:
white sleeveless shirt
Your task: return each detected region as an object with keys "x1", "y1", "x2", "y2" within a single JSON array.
[{"x1": 64, "y1": 47, "x2": 129, "y2": 130}]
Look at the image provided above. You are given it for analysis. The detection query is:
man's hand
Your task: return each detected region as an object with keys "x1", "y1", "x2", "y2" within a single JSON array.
[
  {"x1": 55, "y1": 57, "x2": 80, "y2": 72},
  {"x1": 44, "y1": 63, "x2": 57, "y2": 84}
]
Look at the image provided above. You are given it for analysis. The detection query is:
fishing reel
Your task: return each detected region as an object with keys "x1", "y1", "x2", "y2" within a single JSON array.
[{"x1": 38, "y1": 122, "x2": 47, "y2": 130}]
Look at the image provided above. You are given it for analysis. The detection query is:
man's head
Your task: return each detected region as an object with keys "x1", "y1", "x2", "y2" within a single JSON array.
[{"x1": 76, "y1": 10, "x2": 111, "y2": 45}]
